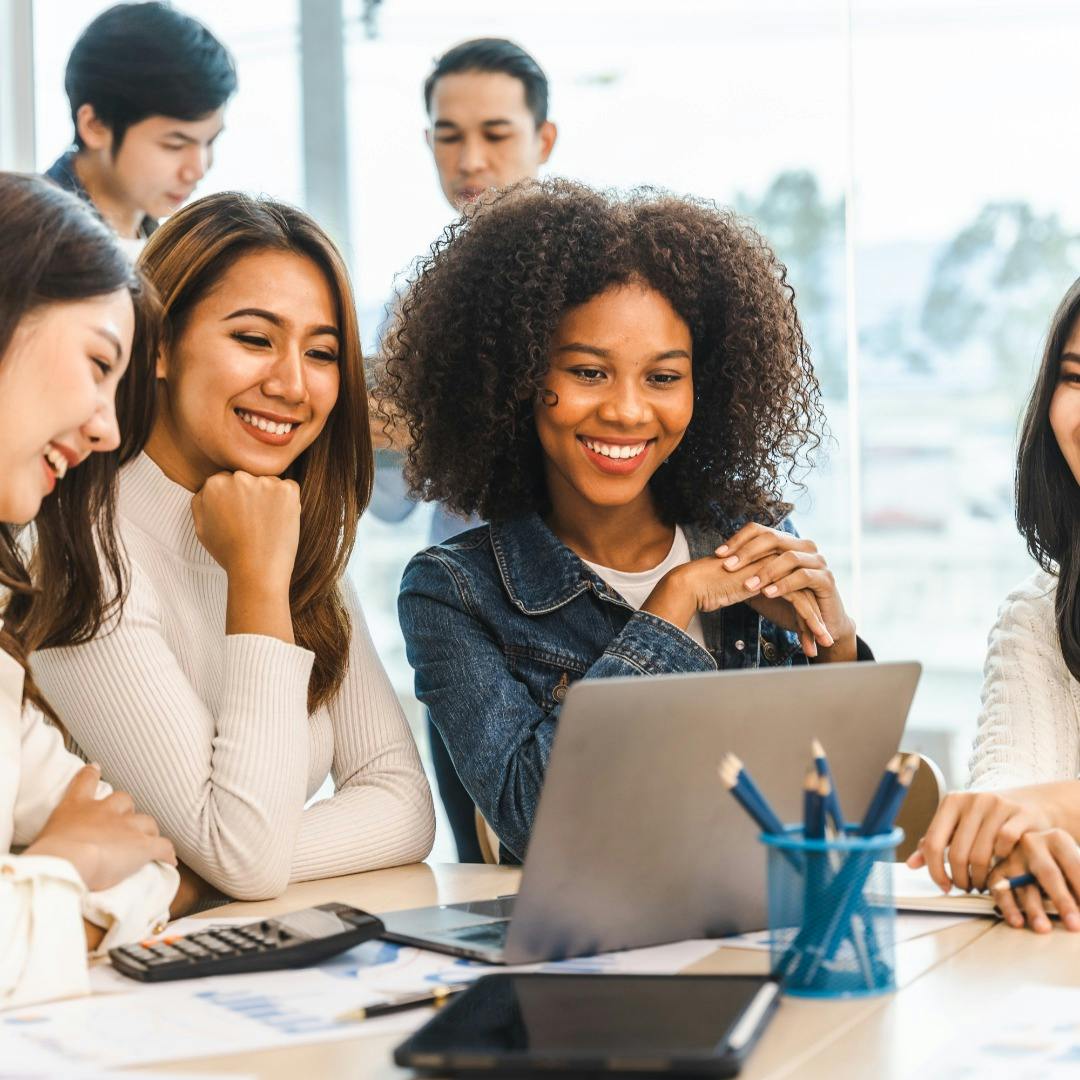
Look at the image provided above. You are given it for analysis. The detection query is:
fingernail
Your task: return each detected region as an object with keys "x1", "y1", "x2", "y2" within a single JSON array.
[
  {"x1": 764, "y1": 585, "x2": 778, "y2": 597},
  {"x1": 1036, "y1": 917, "x2": 1051, "y2": 932},
  {"x1": 724, "y1": 556, "x2": 739, "y2": 569},
  {"x1": 1066, "y1": 913, "x2": 1080, "y2": 932},
  {"x1": 716, "y1": 545, "x2": 729, "y2": 555},
  {"x1": 745, "y1": 576, "x2": 760, "y2": 590},
  {"x1": 1010, "y1": 914, "x2": 1023, "y2": 927},
  {"x1": 822, "y1": 633, "x2": 834, "y2": 647}
]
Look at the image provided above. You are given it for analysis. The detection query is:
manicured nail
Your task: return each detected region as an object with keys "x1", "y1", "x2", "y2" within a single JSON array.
[
  {"x1": 822, "y1": 632, "x2": 834, "y2": 647},
  {"x1": 716, "y1": 545, "x2": 729, "y2": 555},
  {"x1": 1066, "y1": 913, "x2": 1080, "y2": 932},
  {"x1": 764, "y1": 584, "x2": 778, "y2": 597},
  {"x1": 724, "y1": 556, "x2": 739, "y2": 569},
  {"x1": 745, "y1": 576, "x2": 760, "y2": 590}
]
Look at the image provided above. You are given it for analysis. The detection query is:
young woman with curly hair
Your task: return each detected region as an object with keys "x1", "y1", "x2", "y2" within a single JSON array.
[
  {"x1": 33, "y1": 192, "x2": 434, "y2": 902},
  {"x1": 382, "y1": 179, "x2": 868, "y2": 862}
]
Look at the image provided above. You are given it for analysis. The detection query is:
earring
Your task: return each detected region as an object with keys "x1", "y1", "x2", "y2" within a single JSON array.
[{"x1": 537, "y1": 388, "x2": 559, "y2": 407}]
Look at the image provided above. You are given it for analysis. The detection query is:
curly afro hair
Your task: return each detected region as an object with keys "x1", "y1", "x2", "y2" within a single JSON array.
[{"x1": 379, "y1": 178, "x2": 823, "y2": 527}]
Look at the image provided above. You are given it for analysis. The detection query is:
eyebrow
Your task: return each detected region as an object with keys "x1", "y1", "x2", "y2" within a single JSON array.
[
  {"x1": 92, "y1": 327, "x2": 122, "y2": 361},
  {"x1": 1061, "y1": 352, "x2": 1080, "y2": 364},
  {"x1": 163, "y1": 126, "x2": 225, "y2": 144},
  {"x1": 223, "y1": 308, "x2": 339, "y2": 339},
  {"x1": 433, "y1": 118, "x2": 515, "y2": 130},
  {"x1": 556, "y1": 343, "x2": 692, "y2": 362}
]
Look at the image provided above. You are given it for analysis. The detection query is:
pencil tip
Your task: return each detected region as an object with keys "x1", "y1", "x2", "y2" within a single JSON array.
[{"x1": 811, "y1": 737, "x2": 825, "y2": 757}]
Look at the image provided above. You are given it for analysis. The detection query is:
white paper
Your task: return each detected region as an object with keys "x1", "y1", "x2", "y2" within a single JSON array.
[
  {"x1": 2, "y1": 935, "x2": 722, "y2": 1072},
  {"x1": 918, "y1": 987, "x2": 1080, "y2": 1078}
]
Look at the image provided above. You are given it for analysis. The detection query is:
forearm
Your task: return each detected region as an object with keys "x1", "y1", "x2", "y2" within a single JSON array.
[
  {"x1": 84, "y1": 919, "x2": 105, "y2": 951},
  {"x1": 225, "y1": 573, "x2": 294, "y2": 643}
]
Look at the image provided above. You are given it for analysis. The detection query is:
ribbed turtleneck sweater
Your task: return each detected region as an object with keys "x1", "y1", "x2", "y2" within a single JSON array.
[{"x1": 32, "y1": 453, "x2": 434, "y2": 900}]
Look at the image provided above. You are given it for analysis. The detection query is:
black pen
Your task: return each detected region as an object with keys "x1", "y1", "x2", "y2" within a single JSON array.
[{"x1": 336, "y1": 983, "x2": 468, "y2": 1022}]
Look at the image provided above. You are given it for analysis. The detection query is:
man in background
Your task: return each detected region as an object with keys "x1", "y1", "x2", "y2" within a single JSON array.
[
  {"x1": 45, "y1": 2, "x2": 236, "y2": 253},
  {"x1": 372, "y1": 38, "x2": 558, "y2": 861}
]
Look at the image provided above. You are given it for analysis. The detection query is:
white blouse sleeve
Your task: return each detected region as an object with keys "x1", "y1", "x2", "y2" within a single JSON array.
[
  {"x1": 1, "y1": 648, "x2": 176, "y2": 1010},
  {"x1": 289, "y1": 580, "x2": 434, "y2": 881},
  {"x1": 968, "y1": 571, "x2": 1080, "y2": 789},
  {"x1": 31, "y1": 564, "x2": 315, "y2": 900}
]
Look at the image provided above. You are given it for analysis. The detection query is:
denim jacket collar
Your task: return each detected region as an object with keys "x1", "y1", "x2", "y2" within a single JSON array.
[{"x1": 489, "y1": 513, "x2": 730, "y2": 616}]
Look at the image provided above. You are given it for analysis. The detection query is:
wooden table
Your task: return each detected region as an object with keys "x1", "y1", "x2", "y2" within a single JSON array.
[{"x1": 135, "y1": 862, "x2": 1044, "y2": 1079}]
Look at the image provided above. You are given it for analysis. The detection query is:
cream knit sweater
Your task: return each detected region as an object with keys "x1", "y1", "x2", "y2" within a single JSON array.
[
  {"x1": 969, "y1": 569, "x2": 1080, "y2": 788},
  {"x1": 32, "y1": 453, "x2": 434, "y2": 900}
]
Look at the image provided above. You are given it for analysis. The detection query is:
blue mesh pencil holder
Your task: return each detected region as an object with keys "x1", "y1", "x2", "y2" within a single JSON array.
[{"x1": 760, "y1": 825, "x2": 903, "y2": 999}]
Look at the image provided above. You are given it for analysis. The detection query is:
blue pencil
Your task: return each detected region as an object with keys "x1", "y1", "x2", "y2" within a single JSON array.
[
  {"x1": 993, "y1": 872, "x2": 1036, "y2": 893},
  {"x1": 859, "y1": 754, "x2": 902, "y2": 836},
  {"x1": 719, "y1": 753, "x2": 786, "y2": 835},
  {"x1": 811, "y1": 738, "x2": 846, "y2": 830},
  {"x1": 864, "y1": 755, "x2": 920, "y2": 836}
]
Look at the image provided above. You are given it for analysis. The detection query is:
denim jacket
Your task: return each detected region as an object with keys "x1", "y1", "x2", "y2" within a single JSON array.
[{"x1": 399, "y1": 512, "x2": 866, "y2": 862}]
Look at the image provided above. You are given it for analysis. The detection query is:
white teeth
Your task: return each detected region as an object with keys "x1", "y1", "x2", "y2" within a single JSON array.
[
  {"x1": 582, "y1": 438, "x2": 647, "y2": 460},
  {"x1": 44, "y1": 446, "x2": 69, "y2": 479},
  {"x1": 238, "y1": 411, "x2": 295, "y2": 436}
]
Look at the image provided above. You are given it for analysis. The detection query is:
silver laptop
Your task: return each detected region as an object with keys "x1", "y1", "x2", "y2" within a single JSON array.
[{"x1": 381, "y1": 660, "x2": 921, "y2": 964}]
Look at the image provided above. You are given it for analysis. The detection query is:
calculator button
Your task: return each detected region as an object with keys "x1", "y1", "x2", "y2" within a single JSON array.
[{"x1": 175, "y1": 941, "x2": 210, "y2": 958}]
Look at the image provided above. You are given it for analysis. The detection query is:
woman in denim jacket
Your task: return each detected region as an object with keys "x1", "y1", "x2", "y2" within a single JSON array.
[{"x1": 382, "y1": 180, "x2": 866, "y2": 861}]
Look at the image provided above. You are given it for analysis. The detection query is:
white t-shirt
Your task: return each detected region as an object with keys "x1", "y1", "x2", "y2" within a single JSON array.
[{"x1": 582, "y1": 525, "x2": 706, "y2": 648}]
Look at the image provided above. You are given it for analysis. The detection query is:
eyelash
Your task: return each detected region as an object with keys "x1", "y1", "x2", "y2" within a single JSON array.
[
  {"x1": 569, "y1": 367, "x2": 683, "y2": 386},
  {"x1": 91, "y1": 357, "x2": 112, "y2": 378},
  {"x1": 232, "y1": 332, "x2": 338, "y2": 363}
]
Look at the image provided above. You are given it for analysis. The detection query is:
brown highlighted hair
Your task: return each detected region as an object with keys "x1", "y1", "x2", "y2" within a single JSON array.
[
  {"x1": 1016, "y1": 276, "x2": 1080, "y2": 680},
  {"x1": 137, "y1": 192, "x2": 371, "y2": 711},
  {"x1": 0, "y1": 172, "x2": 160, "y2": 713},
  {"x1": 380, "y1": 179, "x2": 821, "y2": 527}
]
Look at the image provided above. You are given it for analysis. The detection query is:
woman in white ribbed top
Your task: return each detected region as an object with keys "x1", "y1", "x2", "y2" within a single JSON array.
[
  {"x1": 33, "y1": 193, "x2": 434, "y2": 903},
  {"x1": 907, "y1": 277, "x2": 1080, "y2": 934}
]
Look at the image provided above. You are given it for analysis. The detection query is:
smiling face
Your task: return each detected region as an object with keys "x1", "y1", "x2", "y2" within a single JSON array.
[
  {"x1": 534, "y1": 284, "x2": 694, "y2": 517},
  {"x1": 0, "y1": 290, "x2": 134, "y2": 524},
  {"x1": 80, "y1": 106, "x2": 225, "y2": 222},
  {"x1": 148, "y1": 249, "x2": 341, "y2": 490},
  {"x1": 1049, "y1": 317, "x2": 1080, "y2": 486},
  {"x1": 426, "y1": 71, "x2": 556, "y2": 211}
]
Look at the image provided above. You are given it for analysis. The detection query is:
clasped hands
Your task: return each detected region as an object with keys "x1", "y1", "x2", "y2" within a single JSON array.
[{"x1": 908, "y1": 785, "x2": 1080, "y2": 933}]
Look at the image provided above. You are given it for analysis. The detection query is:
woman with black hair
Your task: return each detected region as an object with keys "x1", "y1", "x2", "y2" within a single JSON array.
[
  {"x1": 909, "y1": 277, "x2": 1080, "y2": 934},
  {"x1": 382, "y1": 180, "x2": 864, "y2": 862},
  {"x1": 0, "y1": 173, "x2": 177, "y2": 1007}
]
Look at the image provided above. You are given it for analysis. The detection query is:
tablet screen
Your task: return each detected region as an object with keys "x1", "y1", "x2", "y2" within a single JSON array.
[{"x1": 398, "y1": 974, "x2": 776, "y2": 1065}]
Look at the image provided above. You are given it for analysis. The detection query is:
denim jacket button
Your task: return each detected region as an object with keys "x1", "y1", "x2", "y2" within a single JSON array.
[
  {"x1": 761, "y1": 639, "x2": 777, "y2": 662},
  {"x1": 552, "y1": 673, "x2": 569, "y2": 703},
  {"x1": 734, "y1": 639, "x2": 745, "y2": 651}
]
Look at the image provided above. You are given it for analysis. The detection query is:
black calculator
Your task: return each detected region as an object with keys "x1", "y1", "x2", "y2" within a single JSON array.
[{"x1": 109, "y1": 902, "x2": 385, "y2": 982}]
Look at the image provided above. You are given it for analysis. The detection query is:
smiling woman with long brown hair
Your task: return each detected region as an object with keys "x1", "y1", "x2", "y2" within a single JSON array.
[{"x1": 33, "y1": 192, "x2": 434, "y2": 901}]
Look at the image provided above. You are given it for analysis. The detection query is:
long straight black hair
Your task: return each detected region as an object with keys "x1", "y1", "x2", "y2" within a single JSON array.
[
  {"x1": 0, "y1": 173, "x2": 159, "y2": 715},
  {"x1": 1016, "y1": 276, "x2": 1080, "y2": 679}
]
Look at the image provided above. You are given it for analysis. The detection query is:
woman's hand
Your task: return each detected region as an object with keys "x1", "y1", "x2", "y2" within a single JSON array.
[
  {"x1": 191, "y1": 471, "x2": 301, "y2": 586},
  {"x1": 24, "y1": 765, "x2": 177, "y2": 893},
  {"x1": 907, "y1": 789, "x2": 1055, "y2": 893},
  {"x1": 641, "y1": 550, "x2": 781, "y2": 632},
  {"x1": 715, "y1": 523, "x2": 855, "y2": 660},
  {"x1": 191, "y1": 471, "x2": 300, "y2": 641},
  {"x1": 987, "y1": 829, "x2": 1080, "y2": 933}
]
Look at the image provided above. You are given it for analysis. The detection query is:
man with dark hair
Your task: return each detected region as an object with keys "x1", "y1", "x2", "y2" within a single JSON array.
[
  {"x1": 423, "y1": 37, "x2": 557, "y2": 212},
  {"x1": 370, "y1": 38, "x2": 558, "y2": 863},
  {"x1": 44, "y1": 2, "x2": 236, "y2": 249}
]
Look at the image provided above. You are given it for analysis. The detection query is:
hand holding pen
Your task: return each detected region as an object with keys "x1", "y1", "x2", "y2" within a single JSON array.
[{"x1": 987, "y1": 829, "x2": 1080, "y2": 934}]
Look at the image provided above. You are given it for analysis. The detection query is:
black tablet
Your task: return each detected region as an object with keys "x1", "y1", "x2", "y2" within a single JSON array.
[{"x1": 393, "y1": 973, "x2": 781, "y2": 1077}]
